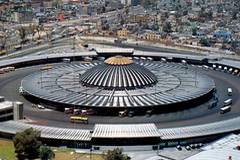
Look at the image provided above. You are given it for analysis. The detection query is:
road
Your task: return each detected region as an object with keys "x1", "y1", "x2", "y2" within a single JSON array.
[{"x1": 0, "y1": 62, "x2": 239, "y2": 130}]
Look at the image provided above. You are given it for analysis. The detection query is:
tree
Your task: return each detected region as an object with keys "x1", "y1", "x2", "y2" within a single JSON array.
[
  {"x1": 192, "y1": 27, "x2": 197, "y2": 36},
  {"x1": 200, "y1": 37, "x2": 210, "y2": 47},
  {"x1": 13, "y1": 128, "x2": 41, "y2": 159},
  {"x1": 163, "y1": 22, "x2": 172, "y2": 33},
  {"x1": 105, "y1": 148, "x2": 130, "y2": 160},
  {"x1": 29, "y1": 24, "x2": 37, "y2": 41},
  {"x1": 0, "y1": 32, "x2": 8, "y2": 49},
  {"x1": 53, "y1": 0, "x2": 63, "y2": 8},
  {"x1": 18, "y1": 27, "x2": 26, "y2": 45},
  {"x1": 39, "y1": 146, "x2": 55, "y2": 160}
]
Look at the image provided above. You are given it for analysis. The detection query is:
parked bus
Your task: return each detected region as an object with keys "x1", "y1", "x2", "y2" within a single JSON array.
[
  {"x1": 228, "y1": 88, "x2": 233, "y2": 96},
  {"x1": 224, "y1": 99, "x2": 232, "y2": 106},
  {"x1": 220, "y1": 106, "x2": 231, "y2": 114},
  {"x1": 70, "y1": 116, "x2": 88, "y2": 124},
  {"x1": 40, "y1": 64, "x2": 53, "y2": 71},
  {"x1": 14, "y1": 45, "x2": 22, "y2": 50},
  {"x1": 0, "y1": 50, "x2": 6, "y2": 56}
]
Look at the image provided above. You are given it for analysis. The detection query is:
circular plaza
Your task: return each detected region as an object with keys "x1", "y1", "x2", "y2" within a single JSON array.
[{"x1": 20, "y1": 56, "x2": 215, "y2": 114}]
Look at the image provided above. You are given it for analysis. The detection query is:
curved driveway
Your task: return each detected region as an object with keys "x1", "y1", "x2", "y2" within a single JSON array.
[{"x1": 0, "y1": 63, "x2": 240, "y2": 130}]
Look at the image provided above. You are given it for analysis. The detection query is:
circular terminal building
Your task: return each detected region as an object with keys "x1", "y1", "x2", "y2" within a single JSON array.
[{"x1": 21, "y1": 56, "x2": 215, "y2": 115}]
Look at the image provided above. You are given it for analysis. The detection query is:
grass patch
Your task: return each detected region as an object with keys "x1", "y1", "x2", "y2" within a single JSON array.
[
  {"x1": 0, "y1": 139, "x2": 15, "y2": 160},
  {"x1": 53, "y1": 152, "x2": 104, "y2": 160},
  {"x1": 0, "y1": 139, "x2": 104, "y2": 160}
]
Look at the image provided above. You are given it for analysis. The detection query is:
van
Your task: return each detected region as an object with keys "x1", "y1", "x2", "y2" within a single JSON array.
[
  {"x1": 212, "y1": 64, "x2": 217, "y2": 69},
  {"x1": 37, "y1": 104, "x2": 45, "y2": 109},
  {"x1": 64, "y1": 107, "x2": 73, "y2": 114},
  {"x1": 202, "y1": 65, "x2": 209, "y2": 71},
  {"x1": 128, "y1": 111, "x2": 135, "y2": 117},
  {"x1": 19, "y1": 86, "x2": 24, "y2": 94},
  {"x1": 227, "y1": 88, "x2": 232, "y2": 96},
  {"x1": 119, "y1": 110, "x2": 127, "y2": 117},
  {"x1": 146, "y1": 110, "x2": 153, "y2": 117},
  {"x1": 62, "y1": 58, "x2": 71, "y2": 63},
  {"x1": 233, "y1": 69, "x2": 238, "y2": 75},
  {"x1": 220, "y1": 106, "x2": 231, "y2": 114},
  {"x1": 223, "y1": 67, "x2": 227, "y2": 72},
  {"x1": 224, "y1": 99, "x2": 232, "y2": 106}
]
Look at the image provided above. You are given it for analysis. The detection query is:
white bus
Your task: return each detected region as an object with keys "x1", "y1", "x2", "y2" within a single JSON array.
[
  {"x1": 228, "y1": 88, "x2": 233, "y2": 96},
  {"x1": 224, "y1": 99, "x2": 232, "y2": 106},
  {"x1": 220, "y1": 106, "x2": 231, "y2": 114}
]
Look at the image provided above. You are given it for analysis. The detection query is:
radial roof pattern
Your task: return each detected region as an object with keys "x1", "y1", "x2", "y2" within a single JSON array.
[{"x1": 80, "y1": 56, "x2": 157, "y2": 90}]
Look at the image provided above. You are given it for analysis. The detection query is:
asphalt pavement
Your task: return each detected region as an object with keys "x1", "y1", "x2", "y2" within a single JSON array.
[{"x1": 0, "y1": 63, "x2": 239, "y2": 130}]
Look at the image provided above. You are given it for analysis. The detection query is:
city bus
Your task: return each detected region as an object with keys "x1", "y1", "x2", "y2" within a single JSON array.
[
  {"x1": 224, "y1": 99, "x2": 232, "y2": 106},
  {"x1": 0, "y1": 50, "x2": 6, "y2": 56},
  {"x1": 40, "y1": 64, "x2": 53, "y2": 71},
  {"x1": 220, "y1": 106, "x2": 231, "y2": 114},
  {"x1": 70, "y1": 116, "x2": 88, "y2": 124}
]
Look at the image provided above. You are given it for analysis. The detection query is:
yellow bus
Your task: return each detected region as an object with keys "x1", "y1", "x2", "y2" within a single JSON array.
[
  {"x1": 0, "y1": 50, "x2": 6, "y2": 56},
  {"x1": 80, "y1": 61, "x2": 91, "y2": 64},
  {"x1": 40, "y1": 64, "x2": 53, "y2": 71},
  {"x1": 70, "y1": 116, "x2": 88, "y2": 124}
]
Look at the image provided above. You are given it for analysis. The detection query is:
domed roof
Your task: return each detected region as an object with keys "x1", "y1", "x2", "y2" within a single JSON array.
[
  {"x1": 104, "y1": 56, "x2": 133, "y2": 65},
  {"x1": 80, "y1": 56, "x2": 157, "y2": 90}
]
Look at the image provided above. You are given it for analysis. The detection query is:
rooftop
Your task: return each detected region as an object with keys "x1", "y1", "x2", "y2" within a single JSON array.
[
  {"x1": 92, "y1": 123, "x2": 160, "y2": 138},
  {"x1": 104, "y1": 56, "x2": 133, "y2": 65},
  {"x1": 0, "y1": 101, "x2": 13, "y2": 112}
]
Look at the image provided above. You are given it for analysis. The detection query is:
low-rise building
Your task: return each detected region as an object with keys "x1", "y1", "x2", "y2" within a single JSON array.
[
  {"x1": 0, "y1": 96, "x2": 23, "y2": 121},
  {"x1": 117, "y1": 28, "x2": 129, "y2": 37}
]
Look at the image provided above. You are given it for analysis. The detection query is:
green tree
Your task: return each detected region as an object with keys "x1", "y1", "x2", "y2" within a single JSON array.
[
  {"x1": 192, "y1": 27, "x2": 197, "y2": 36},
  {"x1": 105, "y1": 148, "x2": 130, "y2": 160},
  {"x1": 163, "y1": 22, "x2": 172, "y2": 33},
  {"x1": 13, "y1": 128, "x2": 41, "y2": 159},
  {"x1": 200, "y1": 37, "x2": 210, "y2": 47},
  {"x1": 39, "y1": 146, "x2": 55, "y2": 160}
]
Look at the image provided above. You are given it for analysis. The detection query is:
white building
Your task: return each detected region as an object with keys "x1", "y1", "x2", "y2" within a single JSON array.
[
  {"x1": 185, "y1": 134, "x2": 240, "y2": 160},
  {"x1": 121, "y1": 0, "x2": 131, "y2": 6}
]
